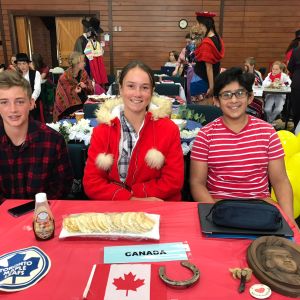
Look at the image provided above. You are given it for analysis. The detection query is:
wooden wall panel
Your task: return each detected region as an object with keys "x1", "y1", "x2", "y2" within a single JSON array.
[
  {"x1": 222, "y1": 0, "x2": 300, "y2": 71},
  {"x1": 0, "y1": 0, "x2": 300, "y2": 76},
  {"x1": 0, "y1": 0, "x2": 109, "y2": 68},
  {"x1": 111, "y1": 0, "x2": 221, "y2": 71},
  {"x1": 30, "y1": 17, "x2": 52, "y2": 67}
]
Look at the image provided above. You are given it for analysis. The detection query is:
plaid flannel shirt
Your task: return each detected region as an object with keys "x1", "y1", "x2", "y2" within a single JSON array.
[
  {"x1": 0, "y1": 118, "x2": 73, "y2": 202},
  {"x1": 118, "y1": 112, "x2": 138, "y2": 182}
]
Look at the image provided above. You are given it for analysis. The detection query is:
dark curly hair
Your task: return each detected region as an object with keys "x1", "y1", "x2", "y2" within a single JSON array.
[{"x1": 213, "y1": 67, "x2": 255, "y2": 98}]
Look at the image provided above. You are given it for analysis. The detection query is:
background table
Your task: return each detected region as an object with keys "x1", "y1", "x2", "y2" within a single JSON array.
[
  {"x1": 0, "y1": 200, "x2": 298, "y2": 299},
  {"x1": 253, "y1": 86, "x2": 292, "y2": 129}
]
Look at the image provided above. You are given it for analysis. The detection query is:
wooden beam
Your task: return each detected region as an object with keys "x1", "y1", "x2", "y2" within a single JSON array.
[{"x1": 0, "y1": 0, "x2": 8, "y2": 64}]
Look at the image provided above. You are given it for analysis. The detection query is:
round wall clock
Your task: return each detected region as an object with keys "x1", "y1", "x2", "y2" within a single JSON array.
[{"x1": 178, "y1": 19, "x2": 188, "y2": 29}]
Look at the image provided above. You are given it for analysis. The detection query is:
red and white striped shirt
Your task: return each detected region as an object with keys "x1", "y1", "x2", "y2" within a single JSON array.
[{"x1": 191, "y1": 116, "x2": 284, "y2": 199}]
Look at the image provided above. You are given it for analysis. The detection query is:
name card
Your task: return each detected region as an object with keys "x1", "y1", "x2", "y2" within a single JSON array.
[{"x1": 104, "y1": 242, "x2": 189, "y2": 264}]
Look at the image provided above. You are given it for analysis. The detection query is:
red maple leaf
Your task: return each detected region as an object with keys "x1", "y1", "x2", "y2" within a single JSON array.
[{"x1": 112, "y1": 272, "x2": 145, "y2": 296}]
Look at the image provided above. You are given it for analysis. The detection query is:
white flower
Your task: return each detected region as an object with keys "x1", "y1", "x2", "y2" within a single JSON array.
[
  {"x1": 180, "y1": 127, "x2": 200, "y2": 139},
  {"x1": 46, "y1": 122, "x2": 61, "y2": 132},
  {"x1": 181, "y1": 142, "x2": 190, "y2": 155},
  {"x1": 46, "y1": 119, "x2": 93, "y2": 146}
]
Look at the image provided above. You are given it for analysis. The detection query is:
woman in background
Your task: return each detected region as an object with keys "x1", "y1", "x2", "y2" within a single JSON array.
[
  {"x1": 164, "y1": 51, "x2": 179, "y2": 67},
  {"x1": 53, "y1": 52, "x2": 93, "y2": 121},
  {"x1": 7, "y1": 55, "x2": 17, "y2": 71},
  {"x1": 172, "y1": 33, "x2": 192, "y2": 78},
  {"x1": 31, "y1": 53, "x2": 50, "y2": 83},
  {"x1": 191, "y1": 11, "x2": 225, "y2": 103},
  {"x1": 284, "y1": 30, "x2": 300, "y2": 66},
  {"x1": 288, "y1": 46, "x2": 300, "y2": 129}
]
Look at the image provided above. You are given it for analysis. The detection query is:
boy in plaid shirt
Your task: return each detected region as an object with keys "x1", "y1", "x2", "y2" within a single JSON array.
[{"x1": 0, "y1": 71, "x2": 73, "y2": 203}]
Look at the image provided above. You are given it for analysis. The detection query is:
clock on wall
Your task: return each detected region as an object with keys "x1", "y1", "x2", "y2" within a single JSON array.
[{"x1": 178, "y1": 19, "x2": 188, "y2": 29}]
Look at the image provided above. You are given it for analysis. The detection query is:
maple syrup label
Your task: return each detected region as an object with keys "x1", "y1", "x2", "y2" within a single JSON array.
[
  {"x1": 34, "y1": 210, "x2": 54, "y2": 240},
  {"x1": 104, "y1": 264, "x2": 151, "y2": 300},
  {"x1": 0, "y1": 246, "x2": 51, "y2": 292}
]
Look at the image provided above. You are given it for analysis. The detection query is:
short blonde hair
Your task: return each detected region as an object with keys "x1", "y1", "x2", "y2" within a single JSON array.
[
  {"x1": 0, "y1": 70, "x2": 32, "y2": 99},
  {"x1": 244, "y1": 57, "x2": 256, "y2": 66},
  {"x1": 68, "y1": 51, "x2": 85, "y2": 67}
]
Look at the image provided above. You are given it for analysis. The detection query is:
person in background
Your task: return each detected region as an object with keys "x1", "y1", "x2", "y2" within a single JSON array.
[
  {"x1": 190, "y1": 67, "x2": 295, "y2": 224},
  {"x1": 83, "y1": 26, "x2": 108, "y2": 87},
  {"x1": 7, "y1": 55, "x2": 17, "y2": 71},
  {"x1": 53, "y1": 51, "x2": 94, "y2": 121},
  {"x1": 31, "y1": 53, "x2": 53, "y2": 122},
  {"x1": 172, "y1": 33, "x2": 192, "y2": 77},
  {"x1": 83, "y1": 60, "x2": 184, "y2": 201},
  {"x1": 0, "y1": 64, "x2": 5, "y2": 72},
  {"x1": 288, "y1": 46, "x2": 300, "y2": 129},
  {"x1": 74, "y1": 17, "x2": 103, "y2": 77},
  {"x1": 164, "y1": 51, "x2": 179, "y2": 67},
  {"x1": 15, "y1": 52, "x2": 42, "y2": 121},
  {"x1": 191, "y1": 11, "x2": 225, "y2": 103},
  {"x1": 183, "y1": 25, "x2": 203, "y2": 103},
  {"x1": 0, "y1": 71, "x2": 73, "y2": 203},
  {"x1": 31, "y1": 53, "x2": 50, "y2": 83},
  {"x1": 284, "y1": 29, "x2": 300, "y2": 66},
  {"x1": 244, "y1": 57, "x2": 264, "y2": 119},
  {"x1": 263, "y1": 61, "x2": 291, "y2": 124},
  {"x1": 244, "y1": 57, "x2": 263, "y2": 86}
]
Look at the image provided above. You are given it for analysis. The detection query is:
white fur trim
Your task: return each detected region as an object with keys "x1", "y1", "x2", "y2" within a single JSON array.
[
  {"x1": 95, "y1": 153, "x2": 114, "y2": 171},
  {"x1": 149, "y1": 95, "x2": 172, "y2": 119},
  {"x1": 145, "y1": 148, "x2": 165, "y2": 169},
  {"x1": 95, "y1": 96, "x2": 171, "y2": 125},
  {"x1": 96, "y1": 97, "x2": 123, "y2": 124}
]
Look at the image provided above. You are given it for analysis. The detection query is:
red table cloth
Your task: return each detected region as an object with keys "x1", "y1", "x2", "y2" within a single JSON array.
[{"x1": 0, "y1": 200, "x2": 299, "y2": 300}]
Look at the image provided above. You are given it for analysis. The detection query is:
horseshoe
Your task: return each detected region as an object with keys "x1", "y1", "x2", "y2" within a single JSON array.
[{"x1": 159, "y1": 261, "x2": 200, "y2": 288}]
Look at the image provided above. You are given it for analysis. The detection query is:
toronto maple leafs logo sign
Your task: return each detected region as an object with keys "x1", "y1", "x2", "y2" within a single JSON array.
[{"x1": 0, "y1": 246, "x2": 51, "y2": 292}]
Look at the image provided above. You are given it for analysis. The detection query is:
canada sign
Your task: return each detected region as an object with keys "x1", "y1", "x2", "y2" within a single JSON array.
[{"x1": 0, "y1": 246, "x2": 51, "y2": 292}]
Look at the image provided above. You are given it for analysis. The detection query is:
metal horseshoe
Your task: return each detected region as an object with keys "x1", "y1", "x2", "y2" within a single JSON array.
[{"x1": 159, "y1": 261, "x2": 200, "y2": 288}]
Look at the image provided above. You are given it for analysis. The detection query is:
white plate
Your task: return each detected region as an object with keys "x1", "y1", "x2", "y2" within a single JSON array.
[{"x1": 59, "y1": 213, "x2": 160, "y2": 241}]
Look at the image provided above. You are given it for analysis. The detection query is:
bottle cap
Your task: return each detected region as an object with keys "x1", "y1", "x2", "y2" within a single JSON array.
[
  {"x1": 249, "y1": 284, "x2": 271, "y2": 299},
  {"x1": 35, "y1": 193, "x2": 47, "y2": 203}
]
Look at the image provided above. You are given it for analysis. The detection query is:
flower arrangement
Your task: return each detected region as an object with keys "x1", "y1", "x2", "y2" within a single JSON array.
[
  {"x1": 180, "y1": 128, "x2": 201, "y2": 155},
  {"x1": 47, "y1": 119, "x2": 93, "y2": 146},
  {"x1": 178, "y1": 106, "x2": 206, "y2": 124}
]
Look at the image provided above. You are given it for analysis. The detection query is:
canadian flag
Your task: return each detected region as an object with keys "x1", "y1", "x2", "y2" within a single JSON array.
[{"x1": 83, "y1": 264, "x2": 166, "y2": 300}]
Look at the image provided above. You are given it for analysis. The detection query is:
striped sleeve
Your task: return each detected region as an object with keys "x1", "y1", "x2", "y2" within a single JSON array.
[{"x1": 268, "y1": 130, "x2": 285, "y2": 160}]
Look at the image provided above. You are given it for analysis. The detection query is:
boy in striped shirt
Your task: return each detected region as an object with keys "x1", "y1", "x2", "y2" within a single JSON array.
[{"x1": 190, "y1": 67, "x2": 295, "y2": 224}]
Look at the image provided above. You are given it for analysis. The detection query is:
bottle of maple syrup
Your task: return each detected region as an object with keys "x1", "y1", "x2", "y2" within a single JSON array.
[{"x1": 33, "y1": 193, "x2": 55, "y2": 241}]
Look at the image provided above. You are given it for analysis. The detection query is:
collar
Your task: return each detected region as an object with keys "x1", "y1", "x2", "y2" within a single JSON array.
[{"x1": 0, "y1": 118, "x2": 41, "y2": 149}]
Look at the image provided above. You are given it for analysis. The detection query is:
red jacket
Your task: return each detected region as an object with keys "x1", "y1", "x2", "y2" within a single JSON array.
[{"x1": 83, "y1": 98, "x2": 184, "y2": 201}]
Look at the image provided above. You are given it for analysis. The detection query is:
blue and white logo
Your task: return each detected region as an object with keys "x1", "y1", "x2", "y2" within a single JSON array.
[{"x1": 0, "y1": 246, "x2": 51, "y2": 292}]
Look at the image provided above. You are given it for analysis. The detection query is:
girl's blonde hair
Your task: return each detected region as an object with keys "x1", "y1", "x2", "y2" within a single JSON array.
[{"x1": 272, "y1": 60, "x2": 287, "y2": 73}]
